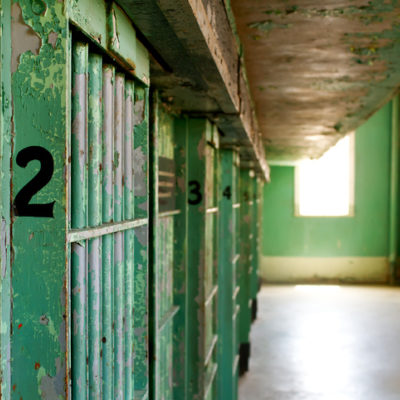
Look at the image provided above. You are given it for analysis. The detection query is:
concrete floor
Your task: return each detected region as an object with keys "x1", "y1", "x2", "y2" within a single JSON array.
[{"x1": 239, "y1": 285, "x2": 400, "y2": 400}]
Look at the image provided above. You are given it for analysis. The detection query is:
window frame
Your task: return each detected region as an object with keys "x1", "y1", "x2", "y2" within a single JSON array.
[{"x1": 294, "y1": 132, "x2": 355, "y2": 218}]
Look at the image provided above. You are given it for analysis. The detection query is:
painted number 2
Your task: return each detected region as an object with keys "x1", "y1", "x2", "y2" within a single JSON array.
[{"x1": 13, "y1": 146, "x2": 55, "y2": 218}]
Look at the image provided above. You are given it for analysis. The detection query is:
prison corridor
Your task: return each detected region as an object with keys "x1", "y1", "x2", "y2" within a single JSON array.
[
  {"x1": 5, "y1": 0, "x2": 400, "y2": 399},
  {"x1": 239, "y1": 285, "x2": 400, "y2": 400}
]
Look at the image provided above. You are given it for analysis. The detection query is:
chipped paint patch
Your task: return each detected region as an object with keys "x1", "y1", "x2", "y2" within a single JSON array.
[
  {"x1": 11, "y1": 2, "x2": 42, "y2": 74},
  {"x1": 248, "y1": 20, "x2": 292, "y2": 34}
]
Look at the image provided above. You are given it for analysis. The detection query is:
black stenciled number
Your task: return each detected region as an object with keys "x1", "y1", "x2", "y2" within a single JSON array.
[
  {"x1": 188, "y1": 180, "x2": 202, "y2": 205},
  {"x1": 243, "y1": 191, "x2": 250, "y2": 201},
  {"x1": 223, "y1": 185, "x2": 232, "y2": 200},
  {"x1": 14, "y1": 146, "x2": 55, "y2": 217}
]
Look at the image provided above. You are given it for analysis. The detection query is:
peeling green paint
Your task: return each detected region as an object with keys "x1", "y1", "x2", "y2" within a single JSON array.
[
  {"x1": 262, "y1": 1, "x2": 397, "y2": 25},
  {"x1": 248, "y1": 20, "x2": 292, "y2": 34},
  {"x1": 11, "y1": 1, "x2": 68, "y2": 399}
]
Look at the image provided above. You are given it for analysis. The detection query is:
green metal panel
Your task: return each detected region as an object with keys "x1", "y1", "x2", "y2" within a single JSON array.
[
  {"x1": 238, "y1": 168, "x2": 254, "y2": 375},
  {"x1": 187, "y1": 119, "x2": 219, "y2": 400},
  {"x1": 10, "y1": 1, "x2": 68, "y2": 398},
  {"x1": 217, "y1": 148, "x2": 240, "y2": 400}
]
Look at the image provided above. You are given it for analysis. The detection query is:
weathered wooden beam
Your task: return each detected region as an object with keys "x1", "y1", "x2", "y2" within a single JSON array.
[{"x1": 117, "y1": 0, "x2": 270, "y2": 181}]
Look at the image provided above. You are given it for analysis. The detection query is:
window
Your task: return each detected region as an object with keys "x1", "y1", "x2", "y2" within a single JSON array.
[{"x1": 295, "y1": 133, "x2": 354, "y2": 217}]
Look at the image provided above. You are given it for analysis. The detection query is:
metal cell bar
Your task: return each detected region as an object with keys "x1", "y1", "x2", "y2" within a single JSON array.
[
  {"x1": 133, "y1": 86, "x2": 149, "y2": 397},
  {"x1": 71, "y1": 42, "x2": 88, "y2": 229},
  {"x1": 204, "y1": 335, "x2": 218, "y2": 367},
  {"x1": 124, "y1": 80, "x2": 135, "y2": 399},
  {"x1": 87, "y1": 52, "x2": 102, "y2": 399},
  {"x1": 204, "y1": 364, "x2": 218, "y2": 400},
  {"x1": 68, "y1": 218, "x2": 148, "y2": 242},
  {"x1": 204, "y1": 285, "x2": 218, "y2": 307},
  {"x1": 158, "y1": 209, "x2": 181, "y2": 218},
  {"x1": 114, "y1": 73, "x2": 125, "y2": 400},
  {"x1": 71, "y1": 41, "x2": 88, "y2": 400},
  {"x1": 157, "y1": 305, "x2": 179, "y2": 332},
  {"x1": 102, "y1": 64, "x2": 115, "y2": 400}
]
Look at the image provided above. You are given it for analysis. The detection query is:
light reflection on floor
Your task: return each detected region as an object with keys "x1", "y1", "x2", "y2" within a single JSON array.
[{"x1": 239, "y1": 285, "x2": 400, "y2": 400}]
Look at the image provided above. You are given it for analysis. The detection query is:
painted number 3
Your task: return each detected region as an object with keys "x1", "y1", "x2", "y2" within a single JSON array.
[
  {"x1": 188, "y1": 180, "x2": 202, "y2": 205},
  {"x1": 13, "y1": 146, "x2": 55, "y2": 218}
]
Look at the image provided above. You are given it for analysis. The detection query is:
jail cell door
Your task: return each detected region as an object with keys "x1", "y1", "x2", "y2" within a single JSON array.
[
  {"x1": 68, "y1": 36, "x2": 149, "y2": 399},
  {"x1": 187, "y1": 119, "x2": 219, "y2": 400},
  {"x1": 250, "y1": 175, "x2": 263, "y2": 321},
  {"x1": 238, "y1": 168, "x2": 255, "y2": 376},
  {"x1": 150, "y1": 97, "x2": 187, "y2": 400},
  {"x1": 217, "y1": 148, "x2": 240, "y2": 400}
]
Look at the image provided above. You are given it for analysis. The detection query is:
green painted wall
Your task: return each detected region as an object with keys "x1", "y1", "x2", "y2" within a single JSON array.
[{"x1": 262, "y1": 101, "x2": 392, "y2": 258}]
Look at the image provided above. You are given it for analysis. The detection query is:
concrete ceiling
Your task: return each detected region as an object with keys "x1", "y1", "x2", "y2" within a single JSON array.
[{"x1": 231, "y1": 0, "x2": 400, "y2": 162}]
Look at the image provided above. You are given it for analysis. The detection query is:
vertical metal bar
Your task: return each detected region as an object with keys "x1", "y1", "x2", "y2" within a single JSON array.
[
  {"x1": 124, "y1": 80, "x2": 135, "y2": 398},
  {"x1": 148, "y1": 90, "x2": 159, "y2": 400},
  {"x1": 133, "y1": 86, "x2": 150, "y2": 398},
  {"x1": 88, "y1": 52, "x2": 102, "y2": 399},
  {"x1": 71, "y1": 41, "x2": 88, "y2": 400},
  {"x1": 102, "y1": 64, "x2": 115, "y2": 399},
  {"x1": 114, "y1": 73, "x2": 125, "y2": 400}
]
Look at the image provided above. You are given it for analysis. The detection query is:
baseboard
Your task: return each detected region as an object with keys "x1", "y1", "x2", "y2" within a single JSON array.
[{"x1": 260, "y1": 256, "x2": 389, "y2": 283}]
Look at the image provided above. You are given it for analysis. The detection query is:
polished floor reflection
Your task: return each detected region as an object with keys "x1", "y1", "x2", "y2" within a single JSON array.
[{"x1": 239, "y1": 285, "x2": 400, "y2": 400}]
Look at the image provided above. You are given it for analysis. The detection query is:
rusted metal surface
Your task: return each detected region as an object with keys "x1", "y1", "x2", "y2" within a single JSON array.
[{"x1": 231, "y1": 0, "x2": 400, "y2": 161}]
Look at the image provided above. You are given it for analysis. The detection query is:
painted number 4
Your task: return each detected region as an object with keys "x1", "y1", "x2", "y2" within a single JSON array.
[
  {"x1": 13, "y1": 146, "x2": 55, "y2": 218},
  {"x1": 223, "y1": 185, "x2": 231, "y2": 200}
]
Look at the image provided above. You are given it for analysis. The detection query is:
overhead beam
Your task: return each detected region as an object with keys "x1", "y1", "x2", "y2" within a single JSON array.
[{"x1": 117, "y1": 0, "x2": 270, "y2": 180}]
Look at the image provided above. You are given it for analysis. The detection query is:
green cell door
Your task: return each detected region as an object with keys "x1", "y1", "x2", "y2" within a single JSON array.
[
  {"x1": 217, "y1": 148, "x2": 240, "y2": 400},
  {"x1": 150, "y1": 94, "x2": 188, "y2": 400},
  {"x1": 251, "y1": 175, "x2": 263, "y2": 321},
  {"x1": 187, "y1": 119, "x2": 219, "y2": 400},
  {"x1": 238, "y1": 168, "x2": 255, "y2": 375},
  {"x1": 68, "y1": 2, "x2": 150, "y2": 399}
]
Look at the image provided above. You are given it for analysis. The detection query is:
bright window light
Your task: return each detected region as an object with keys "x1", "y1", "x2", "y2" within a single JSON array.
[{"x1": 295, "y1": 134, "x2": 354, "y2": 217}]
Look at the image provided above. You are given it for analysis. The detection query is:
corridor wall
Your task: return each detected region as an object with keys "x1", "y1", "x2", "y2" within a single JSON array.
[{"x1": 261, "y1": 101, "x2": 393, "y2": 283}]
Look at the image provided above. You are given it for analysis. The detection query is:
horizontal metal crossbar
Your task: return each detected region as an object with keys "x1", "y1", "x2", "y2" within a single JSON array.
[
  {"x1": 158, "y1": 305, "x2": 180, "y2": 332},
  {"x1": 68, "y1": 218, "x2": 148, "y2": 242},
  {"x1": 204, "y1": 335, "x2": 218, "y2": 367}
]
